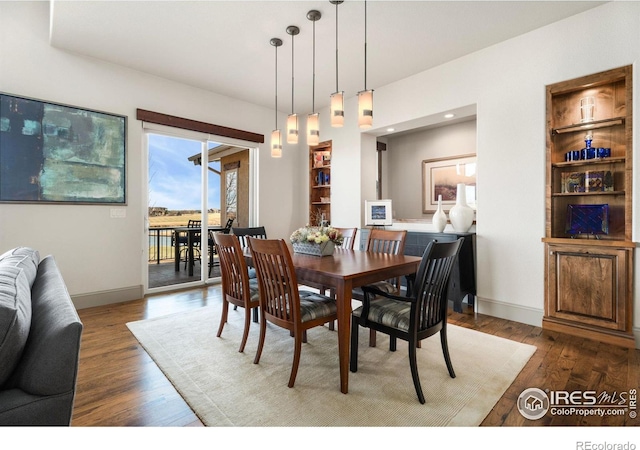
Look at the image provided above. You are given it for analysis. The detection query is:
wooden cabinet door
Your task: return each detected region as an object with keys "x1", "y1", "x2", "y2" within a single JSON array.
[{"x1": 546, "y1": 243, "x2": 631, "y2": 332}]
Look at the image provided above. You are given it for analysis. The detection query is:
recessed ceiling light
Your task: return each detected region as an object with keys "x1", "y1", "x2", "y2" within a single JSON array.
[
  {"x1": 444, "y1": 113, "x2": 455, "y2": 119},
  {"x1": 386, "y1": 128, "x2": 395, "y2": 132}
]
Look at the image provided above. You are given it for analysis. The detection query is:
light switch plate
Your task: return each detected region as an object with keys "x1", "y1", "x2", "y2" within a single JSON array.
[{"x1": 110, "y1": 208, "x2": 126, "y2": 218}]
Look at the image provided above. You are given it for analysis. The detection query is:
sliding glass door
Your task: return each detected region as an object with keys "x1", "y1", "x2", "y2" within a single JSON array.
[
  {"x1": 147, "y1": 133, "x2": 207, "y2": 289},
  {"x1": 144, "y1": 125, "x2": 256, "y2": 293}
]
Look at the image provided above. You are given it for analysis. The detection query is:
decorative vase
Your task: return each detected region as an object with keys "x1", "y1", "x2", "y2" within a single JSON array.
[
  {"x1": 432, "y1": 195, "x2": 447, "y2": 233},
  {"x1": 292, "y1": 240, "x2": 335, "y2": 257},
  {"x1": 448, "y1": 183, "x2": 474, "y2": 232}
]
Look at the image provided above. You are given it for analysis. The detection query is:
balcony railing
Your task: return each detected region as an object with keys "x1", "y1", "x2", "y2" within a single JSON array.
[{"x1": 148, "y1": 227, "x2": 177, "y2": 264}]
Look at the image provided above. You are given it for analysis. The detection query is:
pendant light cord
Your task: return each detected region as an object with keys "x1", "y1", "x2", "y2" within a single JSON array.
[
  {"x1": 312, "y1": 18, "x2": 316, "y2": 113},
  {"x1": 364, "y1": 0, "x2": 367, "y2": 91},
  {"x1": 274, "y1": 43, "x2": 278, "y2": 129},
  {"x1": 291, "y1": 33, "x2": 295, "y2": 114},
  {"x1": 335, "y1": 2, "x2": 339, "y2": 93}
]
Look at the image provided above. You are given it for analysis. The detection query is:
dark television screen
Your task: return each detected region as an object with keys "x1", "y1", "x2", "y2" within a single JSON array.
[{"x1": 565, "y1": 204, "x2": 609, "y2": 236}]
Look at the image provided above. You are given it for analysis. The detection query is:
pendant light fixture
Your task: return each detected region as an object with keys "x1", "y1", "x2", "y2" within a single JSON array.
[
  {"x1": 270, "y1": 37, "x2": 283, "y2": 158},
  {"x1": 306, "y1": 10, "x2": 321, "y2": 146},
  {"x1": 358, "y1": 0, "x2": 373, "y2": 129},
  {"x1": 286, "y1": 25, "x2": 300, "y2": 144},
  {"x1": 330, "y1": 0, "x2": 344, "y2": 127}
]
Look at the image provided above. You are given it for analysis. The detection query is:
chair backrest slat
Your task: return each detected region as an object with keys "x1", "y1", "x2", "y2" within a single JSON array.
[
  {"x1": 232, "y1": 226, "x2": 268, "y2": 248},
  {"x1": 213, "y1": 233, "x2": 251, "y2": 304},
  {"x1": 413, "y1": 238, "x2": 463, "y2": 331},
  {"x1": 365, "y1": 229, "x2": 407, "y2": 255},
  {"x1": 365, "y1": 229, "x2": 407, "y2": 289},
  {"x1": 247, "y1": 238, "x2": 300, "y2": 326},
  {"x1": 335, "y1": 227, "x2": 357, "y2": 250}
]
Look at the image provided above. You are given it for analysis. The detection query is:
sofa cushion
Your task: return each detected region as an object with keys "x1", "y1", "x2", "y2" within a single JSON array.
[
  {"x1": 0, "y1": 247, "x2": 40, "y2": 288},
  {"x1": 0, "y1": 266, "x2": 32, "y2": 387}
]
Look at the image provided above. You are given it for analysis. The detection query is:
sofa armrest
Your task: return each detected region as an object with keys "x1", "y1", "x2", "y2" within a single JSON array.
[{"x1": 1, "y1": 256, "x2": 83, "y2": 425}]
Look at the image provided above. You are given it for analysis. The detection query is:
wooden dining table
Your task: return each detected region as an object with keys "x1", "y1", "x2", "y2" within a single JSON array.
[{"x1": 248, "y1": 245, "x2": 422, "y2": 394}]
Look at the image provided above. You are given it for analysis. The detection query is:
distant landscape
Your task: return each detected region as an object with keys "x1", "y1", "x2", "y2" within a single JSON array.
[{"x1": 148, "y1": 211, "x2": 221, "y2": 228}]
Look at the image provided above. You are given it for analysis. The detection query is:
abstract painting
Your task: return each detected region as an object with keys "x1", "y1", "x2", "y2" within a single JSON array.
[{"x1": 0, "y1": 93, "x2": 126, "y2": 204}]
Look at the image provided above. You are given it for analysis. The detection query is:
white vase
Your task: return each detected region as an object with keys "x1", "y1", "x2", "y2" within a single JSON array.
[
  {"x1": 448, "y1": 183, "x2": 474, "y2": 232},
  {"x1": 432, "y1": 195, "x2": 447, "y2": 233}
]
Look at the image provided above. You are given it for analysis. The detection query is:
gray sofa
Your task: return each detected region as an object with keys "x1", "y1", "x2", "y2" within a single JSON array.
[{"x1": 0, "y1": 247, "x2": 83, "y2": 426}]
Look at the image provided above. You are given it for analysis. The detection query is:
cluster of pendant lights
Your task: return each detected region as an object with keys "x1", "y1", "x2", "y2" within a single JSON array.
[{"x1": 270, "y1": 0, "x2": 373, "y2": 158}]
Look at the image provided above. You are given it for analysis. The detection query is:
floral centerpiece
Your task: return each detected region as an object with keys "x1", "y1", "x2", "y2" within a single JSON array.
[{"x1": 290, "y1": 225, "x2": 343, "y2": 256}]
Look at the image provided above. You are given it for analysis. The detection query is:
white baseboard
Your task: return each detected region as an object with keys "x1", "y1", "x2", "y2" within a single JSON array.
[
  {"x1": 476, "y1": 296, "x2": 544, "y2": 327},
  {"x1": 72, "y1": 285, "x2": 143, "y2": 310},
  {"x1": 476, "y1": 296, "x2": 640, "y2": 349}
]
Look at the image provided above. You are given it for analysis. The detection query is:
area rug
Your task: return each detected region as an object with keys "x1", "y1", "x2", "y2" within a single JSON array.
[{"x1": 126, "y1": 304, "x2": 536, "y2": 427}]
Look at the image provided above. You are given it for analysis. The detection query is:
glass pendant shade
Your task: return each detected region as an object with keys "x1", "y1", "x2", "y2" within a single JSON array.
[
  {"x1": 307, "y1": 113, "x2": 319, "y2": 146},
  {"x1": 286, "y1": 113, "x2": 298, "y2": 144},
  {"x1": 358, "y1": 89, "x2": 374, "y2": 129},
  {"x1": 330, "y1": 91, "x2": 344, "y2": 127},
  {"x1": 271, "y1": 129, "x2": 282, "y2": 158}
]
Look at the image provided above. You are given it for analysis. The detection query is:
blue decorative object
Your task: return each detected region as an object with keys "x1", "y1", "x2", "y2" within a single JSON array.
[{"x1": 565, "y1": 204, "x2": 609, "y2": 236}]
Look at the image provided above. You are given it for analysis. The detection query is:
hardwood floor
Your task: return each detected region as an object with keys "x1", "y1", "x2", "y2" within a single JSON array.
[{"x1": 72, "y1": 285, "x2": 639, "y2": 427}]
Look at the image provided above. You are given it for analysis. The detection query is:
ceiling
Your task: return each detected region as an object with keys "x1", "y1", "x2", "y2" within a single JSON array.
[{"x1": 49, "y1": 1, "x2": 604, "y2": 130}]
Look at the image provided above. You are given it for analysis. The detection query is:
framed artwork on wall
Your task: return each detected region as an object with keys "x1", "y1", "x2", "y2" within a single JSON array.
[
  {"x1": 422, "y1": 154, "x2": 476, "y2": 213},
  {"x1": 0, "y1": 92, "x2": 126, "y2": 204}
]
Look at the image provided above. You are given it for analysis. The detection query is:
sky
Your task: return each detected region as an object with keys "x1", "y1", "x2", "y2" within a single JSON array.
[{"x1": 148, "y1": 133, "x2": 221, "y2": 211}]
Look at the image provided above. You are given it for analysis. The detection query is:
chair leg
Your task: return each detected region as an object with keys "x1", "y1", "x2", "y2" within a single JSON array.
[
  {"x1": 328, "y1": 288, "x2": 336, "y2": 331},
  {"x1": 288, "y1": 330, "x2": 303, "y2": 388},
  {"x1": 252, "y1": 307, "x2": 259, "y2": 323},
  {"x1": 216, "y1": 299, "x2": 229, "y2": 338},
  {"x1": 369, "y1": 329, "x2": 377, "y2": 347},
  {"x1": 239, "y1": 305, "x2": 252, "y2": 353},
  {"x1": 440, "y1": 327, "x2": 456, "y2": 378},
  {"x1": 389, "y1": 336, "x2": 397, "y2": 352},
  {"x1": 350, "y1": 315, "x2": 359, "y2": 372},
  {"x1": 253, "y1": 314, "x2": 267, "y2": 364},
  {"x1": 408, "y1": 339, "x2": 426, "y2": 404},
  {"x1": 291, "y1": 330, "x2": 308, "y2": 343}
]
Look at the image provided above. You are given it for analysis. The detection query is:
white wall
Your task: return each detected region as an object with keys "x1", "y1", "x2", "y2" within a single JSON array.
[
  {"x1": 386, "y1": 120, "x2": 477, "y2": 219},
  {"x1": 0, "y1": 2, "x2": 303, "y2": 306},
  {"x1": 314, "y1": 1, "x2": 640, "y2": 338}
]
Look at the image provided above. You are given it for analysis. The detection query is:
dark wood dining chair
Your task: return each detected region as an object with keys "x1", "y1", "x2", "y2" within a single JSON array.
[
  {"x1": 213, "y1": 233, "x2": 260, "y2": 353},
  {"x1": 247, "y1": 237, "x2": 337, "y2": 388},
  {"x1": 350, "y1": 238, "x2": 463, "y2": 404},
  {"x1": 229, "y1": 226, "x2": 267, "y2": 310},
  {"x1": 352, "y1": 228, "x2": 408, "y2": 345},
  {"x1": 231, "y1": 226, "x2": 267, "y2": 248}
]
